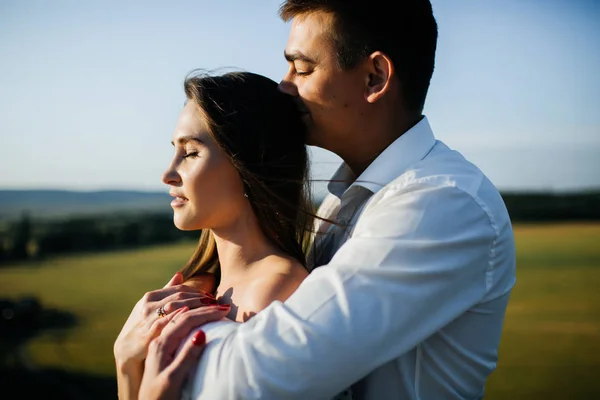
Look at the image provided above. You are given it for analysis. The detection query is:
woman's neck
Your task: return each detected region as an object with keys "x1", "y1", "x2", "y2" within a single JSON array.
[{"x1": 211, "y1": 214, "x2": 284, "y2": 280}]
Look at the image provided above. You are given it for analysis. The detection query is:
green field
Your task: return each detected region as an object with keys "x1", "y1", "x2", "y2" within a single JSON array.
[{"x1": 1, "y1": 223, "x2": 599, "y2": 399}]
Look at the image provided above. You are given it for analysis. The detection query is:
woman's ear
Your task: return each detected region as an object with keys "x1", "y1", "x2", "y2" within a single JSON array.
[{"x1": 364, "y1": 51, "x2": 394, "y2": 103}]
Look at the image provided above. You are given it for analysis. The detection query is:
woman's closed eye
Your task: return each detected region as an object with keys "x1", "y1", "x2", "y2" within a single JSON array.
[{"x1": 182, "y1": 151, "x2": 199, "y2": 159}]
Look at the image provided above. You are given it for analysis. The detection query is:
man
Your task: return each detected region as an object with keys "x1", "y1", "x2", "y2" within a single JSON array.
[{"x1": 140, "y1": 1, "x2": 516, "y2": 398}]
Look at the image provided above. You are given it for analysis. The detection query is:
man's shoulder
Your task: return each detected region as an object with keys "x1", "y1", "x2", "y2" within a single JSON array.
[
  {"x1": 365, "y1": 142, "x2": 510, "y2": 227},
  {"x1": 385, "y1": 142, "x2": 500, "y2": 200}
]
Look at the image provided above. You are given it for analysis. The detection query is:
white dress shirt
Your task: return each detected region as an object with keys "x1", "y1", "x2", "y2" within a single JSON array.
[{"x1": 183, "y1": 116, "x2": 516, "y2": 400}]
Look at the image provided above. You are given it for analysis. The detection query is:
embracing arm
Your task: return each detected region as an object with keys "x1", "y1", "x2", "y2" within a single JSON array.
[{"x1": 186, "y1": 184, "x2": 514, "y2": 399}]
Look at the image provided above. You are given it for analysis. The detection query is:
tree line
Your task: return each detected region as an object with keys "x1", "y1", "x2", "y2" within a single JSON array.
[
  {"x1": 0, "y1": 212, "x2": 198, "y2": 264},
  {"x1": 501, "y1": 191, "x2": 600, "y2": 221},
  {"x1": 1, "y1": 191, "x2": 598, "y2": 264}
]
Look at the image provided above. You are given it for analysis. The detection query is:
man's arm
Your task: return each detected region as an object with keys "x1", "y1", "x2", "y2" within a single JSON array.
[{"x1": 187, "y1": 184, "x2": 510, "y2": 399}]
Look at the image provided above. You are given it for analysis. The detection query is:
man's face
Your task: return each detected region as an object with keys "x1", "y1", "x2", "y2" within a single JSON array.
[{"x1": 280, "y1": 11, "x2": 367, "y2": 151}]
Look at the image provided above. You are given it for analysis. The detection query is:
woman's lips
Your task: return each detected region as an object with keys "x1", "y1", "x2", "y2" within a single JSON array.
[{"x1": 170, "y1": 195, "x2": 188, "y2": 208}]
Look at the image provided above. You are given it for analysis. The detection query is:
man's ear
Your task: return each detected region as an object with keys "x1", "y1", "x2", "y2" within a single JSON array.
[{"x1": 364, "y1": 51, "x2": 394, "y2": 103}]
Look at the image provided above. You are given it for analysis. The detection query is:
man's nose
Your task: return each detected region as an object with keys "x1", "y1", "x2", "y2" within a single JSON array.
[{"x1": 278, "y1": 78, "x2": 298, "y2": 97}]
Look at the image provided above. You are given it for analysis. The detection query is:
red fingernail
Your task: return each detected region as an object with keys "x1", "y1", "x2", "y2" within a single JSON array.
[
  {"x1": 175, "y1": 306, "x2": 189, "y2": 314},
  {"x1": 192, "y1": 330, "x2": 206, "y2": 346},
  {"x1": 170, "y1": 306, "x2": 187, "y2": 318},
  {"x1": 200, "y1": 298, "x2": 217, "y2": 305},
  {"x1": 217, "y1": 305, "x2": 231, "y2": 311}
]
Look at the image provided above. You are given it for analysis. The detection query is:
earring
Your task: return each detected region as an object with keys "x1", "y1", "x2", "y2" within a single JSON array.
[{"x1": 244, "y1": 193, "x2": 248, "y2": 198}]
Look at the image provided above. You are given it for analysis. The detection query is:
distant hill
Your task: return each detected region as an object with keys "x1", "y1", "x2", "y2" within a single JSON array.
[
  {"x1": 0, "y1": 190, "x2": 171, "y2": 220},
  {"x1": 1, "y1": 188, "x2": 599, "y2": 223}
]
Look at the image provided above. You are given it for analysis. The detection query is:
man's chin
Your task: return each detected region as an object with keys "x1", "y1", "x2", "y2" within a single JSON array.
[
  {"x1": 305, "y1": 128, "x2": 319, "y2": 146},
  {"x1": 306, "y1": 134, "x2": 329, "y2": 149}
]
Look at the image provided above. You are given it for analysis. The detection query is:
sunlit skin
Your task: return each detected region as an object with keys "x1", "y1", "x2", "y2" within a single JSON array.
[
  {"x1": 161, "y1": 101, "x2": 308, "y2": 322},
  {"x1": 280, "y1": 12, "x2": 365, "y2": 151},
  {"x1": 162, "y1": 101, "x2": 247, "y2": 233},
  {"x1": 279, "y1": 11, "x2": 416, "y2": 177}
]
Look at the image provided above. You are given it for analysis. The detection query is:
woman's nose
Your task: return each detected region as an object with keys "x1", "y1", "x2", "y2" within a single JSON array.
[{"x1": 161, "y1": 163, "x2": 181, "y2": 186}]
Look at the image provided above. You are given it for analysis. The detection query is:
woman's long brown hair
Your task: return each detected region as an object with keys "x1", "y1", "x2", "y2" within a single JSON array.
[{"x1": 178, "y1": 70, "x2": 315, "y2": 286}]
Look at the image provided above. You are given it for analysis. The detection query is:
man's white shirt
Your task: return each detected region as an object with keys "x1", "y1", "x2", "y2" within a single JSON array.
[{"x1": 183, "y1": 116, "x2": 516, "y2": 400}]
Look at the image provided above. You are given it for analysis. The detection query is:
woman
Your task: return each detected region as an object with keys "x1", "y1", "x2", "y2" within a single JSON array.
[{"x1": 114, "y1": 70, "x2": 316, "y2": 399}]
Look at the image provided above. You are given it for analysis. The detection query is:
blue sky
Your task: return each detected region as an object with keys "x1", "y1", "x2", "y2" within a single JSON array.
[{"x1": 1, "y1": 0, "x2": 598, "y2": 196}]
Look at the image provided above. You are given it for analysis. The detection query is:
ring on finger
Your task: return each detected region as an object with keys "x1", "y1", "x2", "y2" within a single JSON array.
[{"x1": 156, "y1": 305, "x2": 167, "y2": 318}]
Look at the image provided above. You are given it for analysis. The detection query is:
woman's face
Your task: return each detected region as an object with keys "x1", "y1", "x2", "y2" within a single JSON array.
[{"x1": 162, "y1": 101, "x2": 246, "y2": 231}]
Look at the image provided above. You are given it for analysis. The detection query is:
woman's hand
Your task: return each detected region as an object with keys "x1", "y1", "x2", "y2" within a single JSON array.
[
  {"x1": 114, "y1": 272, "x2": 217, "y2": 399},
  {"x1": 138, "y1": 304, "x2": 231, "y2": 400},
  {"x1": 114, "y1": 272, "x2": 216, "y2": 366}
]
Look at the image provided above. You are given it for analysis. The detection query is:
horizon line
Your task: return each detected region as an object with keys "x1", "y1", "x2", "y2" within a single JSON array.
[{"x1": 1, "y1": 186, "x2": 599, "y2": 195}]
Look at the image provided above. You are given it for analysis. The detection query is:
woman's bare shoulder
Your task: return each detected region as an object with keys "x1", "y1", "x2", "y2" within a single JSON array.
[{"x1": 243, "y1": 258, "x2": 308, "y2": 315}]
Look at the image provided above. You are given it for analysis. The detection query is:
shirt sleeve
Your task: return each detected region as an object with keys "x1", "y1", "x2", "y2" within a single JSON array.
[{"x1": 187, "y1": 184, "x2": 498, "y2": 400}]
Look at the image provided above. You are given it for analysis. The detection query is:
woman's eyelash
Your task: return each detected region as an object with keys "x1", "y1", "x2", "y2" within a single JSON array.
[{"x1": 182, "y1": 151, "x2": 199, "y2": 159}]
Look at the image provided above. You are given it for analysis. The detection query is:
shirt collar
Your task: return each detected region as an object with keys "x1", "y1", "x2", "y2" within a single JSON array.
[{"x1": 327, "y1": 116, "x2": 436, "y2": 198}]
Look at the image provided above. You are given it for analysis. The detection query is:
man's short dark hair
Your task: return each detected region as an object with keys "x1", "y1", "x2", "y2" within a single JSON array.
[{"x1": 280, "y1": 0, "x2": 438, "y2": 112}]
